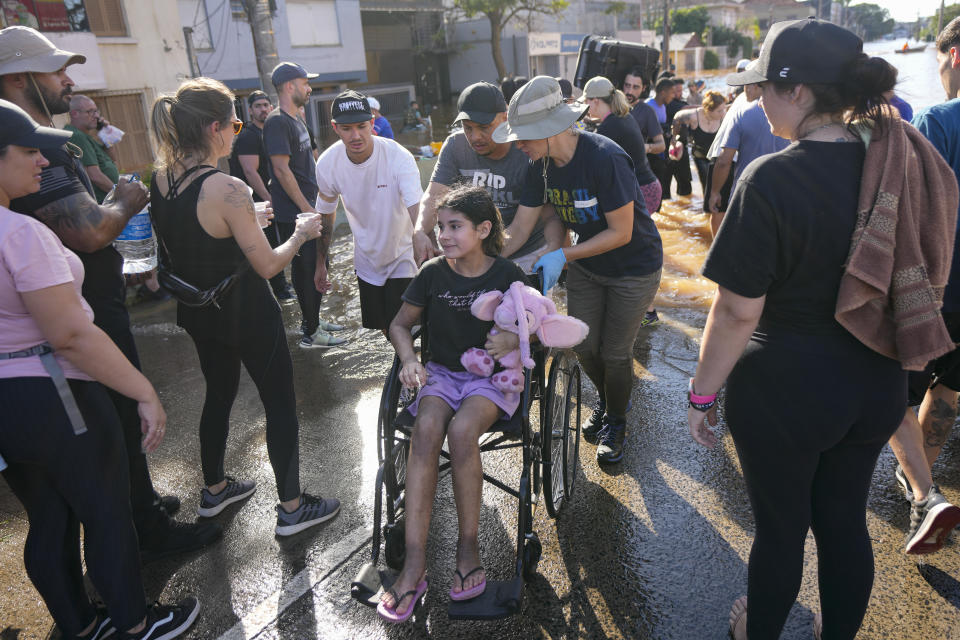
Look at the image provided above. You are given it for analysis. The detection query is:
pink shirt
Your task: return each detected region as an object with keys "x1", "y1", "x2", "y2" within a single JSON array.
[{"x1": 0, "y1": 205, "x2": 94, "y2": 381}]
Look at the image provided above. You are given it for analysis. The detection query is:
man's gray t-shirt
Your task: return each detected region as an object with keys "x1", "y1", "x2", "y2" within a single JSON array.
[
  {"x1": 430, "y1": 131, "x2": 545, "y2": 259},
  {"x1": 712, "y1": 98, "x2": 789, "y2": 185},
  {"x1": 263, "y1": 108, "x2": 318, "y2": 223}
]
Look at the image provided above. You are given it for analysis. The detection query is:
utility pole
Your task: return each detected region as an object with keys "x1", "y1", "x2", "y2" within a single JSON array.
[
  {"x1": 662, "y1": 0, "x2": 669, "y2": 73},
  {"x1": 183, "y1": 26, "x2": 199, "y2": 77},
  {"x1": 939, "y1": 0, "x2": 946, "y2": 35},
  {"x1": 242, "y1": 0, "x2": 281, "y2": 103}
]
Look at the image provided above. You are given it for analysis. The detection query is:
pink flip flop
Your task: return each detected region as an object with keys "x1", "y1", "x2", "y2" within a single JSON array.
[
  {"x1": 377, "y1": 579, "x2": 428, "y2": 623},
  {"x1": 449, "y1": 566, "x2": 486, "y2": 601}
]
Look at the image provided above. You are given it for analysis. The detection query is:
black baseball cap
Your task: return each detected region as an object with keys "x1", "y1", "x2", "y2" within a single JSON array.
[
  {"x1": 0, "y1": 99, "x2": 70, "y2": 148},
  {"x1": 331, "y1": 90, "x2": 372, "y2": 124},
  {"x1": 454, "y1": 82, "x2": 507, "y2": 125},
  {"x1": 270, "y1": 61, "x2": 318, "y2": 88},
  {"x1": 727, "y1": 18, "x2": 862, "y2": 86},
  {"x1": 247, "y1": 90, "x2": 269, "y2": 106}
]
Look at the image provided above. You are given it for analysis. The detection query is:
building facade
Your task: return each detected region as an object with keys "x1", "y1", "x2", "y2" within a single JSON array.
[{"x1": 2, "y1": 0, "x2": 191, "y2": 173}]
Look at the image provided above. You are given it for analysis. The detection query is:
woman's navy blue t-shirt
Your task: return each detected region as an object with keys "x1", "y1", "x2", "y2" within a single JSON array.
[{"x1": 519, "y1": 131, "x2": 663, "y2": 278}]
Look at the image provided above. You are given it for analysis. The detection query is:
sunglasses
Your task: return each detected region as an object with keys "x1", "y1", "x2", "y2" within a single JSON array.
[{"x1": 232, "y1": 119, "x2": 243, "y2": 135}]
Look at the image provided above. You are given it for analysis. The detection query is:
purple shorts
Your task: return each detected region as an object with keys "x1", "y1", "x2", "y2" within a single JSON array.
[{"x1": 408, "y1": 361, "x2": 520, "y2": 419}]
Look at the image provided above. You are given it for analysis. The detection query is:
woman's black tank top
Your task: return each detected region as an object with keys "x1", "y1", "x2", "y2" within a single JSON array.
[
  {"x1": 691, "y1": 111, "x2": 718, "y2": 160},
  {"x1": 150, "y1": 166, "x2": 280, "y2": 344}
]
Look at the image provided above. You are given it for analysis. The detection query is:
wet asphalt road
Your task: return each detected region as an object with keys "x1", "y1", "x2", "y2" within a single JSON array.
[{"x1": 3, "y1": 224, "x2": 960, "y2": 640}]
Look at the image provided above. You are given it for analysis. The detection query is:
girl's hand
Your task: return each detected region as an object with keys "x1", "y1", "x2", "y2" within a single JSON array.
[
  {"x1": 399, "y1": 360, "x2": 427, "y2": 389},
  {"x1": 687, "y1": 404, "x2": 719, "y2": 448},
  {"x1": 139, "y1": 394, "x2": 167, "y2": 453},
  {"x1": 485, "y1": 331, "x2": 519, "y2": 360}
]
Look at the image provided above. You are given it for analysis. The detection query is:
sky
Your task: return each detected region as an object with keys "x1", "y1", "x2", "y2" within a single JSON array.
[{"x1": 850, "y1": 0, "x2": 956, "y2": 23}]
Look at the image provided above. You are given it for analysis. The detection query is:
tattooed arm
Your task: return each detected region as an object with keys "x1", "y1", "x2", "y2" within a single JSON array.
[
  {"x1": 313, "y1": 190, "x2": 338, "y2": 293},
  {"x1": 208, "y1": 174, "x2": 321, "y2": 279},
  {"x1": 33, "y1": 176, "x2": 148, "y2": 253}
]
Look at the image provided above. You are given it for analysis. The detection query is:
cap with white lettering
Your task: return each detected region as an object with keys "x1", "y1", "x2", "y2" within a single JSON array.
[{"x1": 331, "y1": 90, "x2": 372, "y2": 124}]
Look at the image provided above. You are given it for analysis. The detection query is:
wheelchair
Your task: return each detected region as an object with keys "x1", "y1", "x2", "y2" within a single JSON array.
[{"x1": 351, "y1": 324, "x2": 583, "y2": 620}]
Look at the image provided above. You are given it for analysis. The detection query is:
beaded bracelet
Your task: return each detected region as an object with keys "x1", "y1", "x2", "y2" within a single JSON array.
[{"x1": 688, "y1": 378, "x2": 717, "y2": 412}]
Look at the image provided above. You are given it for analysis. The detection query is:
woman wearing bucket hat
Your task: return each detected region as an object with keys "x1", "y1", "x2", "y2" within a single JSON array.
[
  {"x1": 497, "y1": 75, "x2": 663, "y2": 465},
  {"x1": 0, "y1": 99, "x2": 200, "y2": 639},
  {"x1": 686, "y1": 18, "x2": 958, "y2": 640}
]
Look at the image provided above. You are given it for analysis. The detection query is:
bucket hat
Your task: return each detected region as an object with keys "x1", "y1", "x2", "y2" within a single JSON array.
[
  {"x1": 727, "y1": 18, "x2": 862, "y2": 86},
  {"x1": 0, "y1": 26, "x2": 85, "y2": 76},
  {"x1": 492, "y1": 76, "x2": 587, "y2": 143},
  {"x1": 0, "y1": 99, "x2": 71, "y2": 148},
  {"x1": 582, "y1": 76, "x2": 615, "y2": 99}
]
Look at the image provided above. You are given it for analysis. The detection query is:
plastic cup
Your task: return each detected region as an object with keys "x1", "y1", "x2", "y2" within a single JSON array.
[{"x1": 254, "y1": 201, "x2": 271, "y2": 228}]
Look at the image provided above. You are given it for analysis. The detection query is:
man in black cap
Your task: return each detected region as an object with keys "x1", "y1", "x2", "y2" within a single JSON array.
[
  {"x1": 414, "y1": 81, "x2": 550, "y2": 272},
  {"x1": 229, "y1": 90, "x2": 292, "y2": 301},
  {"x1": 313, "y1": 90, "x2": 422, "y2": 335},
  {"x1": 0, "y1": 25, "x2": 222, "y2": 561},
  {"x1": 264, "y1": 61, "x2": 346, "y2": 348}
]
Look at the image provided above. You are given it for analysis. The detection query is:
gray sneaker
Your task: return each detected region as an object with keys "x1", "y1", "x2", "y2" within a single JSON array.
[
  {"x1": 275, "y1": 492, "x2": 340, "y2": 536},
  {"x1": 318, "y1": 318, "x2": 345, "y2": 331},
  {"x1": 905, "y1": 485, "x2": 960, "y2": 554},
  {"x1": 197, "y1": 477, "x2": 256, "y2": 517},
  {"x1": 299, "y1": 329, "x2": 348, "y2": 349}
]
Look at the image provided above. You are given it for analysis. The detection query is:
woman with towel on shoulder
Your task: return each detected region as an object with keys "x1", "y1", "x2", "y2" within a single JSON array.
[{"x1": 686, "y1": 19, "x2": 958, "y2": 640}]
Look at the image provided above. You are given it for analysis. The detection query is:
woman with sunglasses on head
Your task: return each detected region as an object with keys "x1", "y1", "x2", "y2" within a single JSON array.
[
  {"x1": 149, "y1": 78, "x2": 340, "y2": 535},
  {"x1": 0, "y1": 99, "x2": 199, "y2": 640},
  {"x1": 687, "y1": 20, "x2": 957, "y2": 639},
  {"x1": 497, "y1": 76, "x2": 663, "y2": 467}
]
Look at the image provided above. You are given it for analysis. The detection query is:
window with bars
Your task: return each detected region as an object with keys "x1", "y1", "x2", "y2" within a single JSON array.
[{"x1": 84, "y1": 0, "x2": 128, "y2": 36}]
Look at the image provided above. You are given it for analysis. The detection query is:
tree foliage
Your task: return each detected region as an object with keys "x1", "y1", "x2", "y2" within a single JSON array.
[
  {"x1": 921, "y1": 3, "x2": 960, "y2": 40},
  {"x1": 650, "y1": 5, "x2": 710, "y2": 38},
  {"x1": 451, "y1": 0, "x2": 569, "y2": 79},
  {"x1": 846, "y1": 3, "x2": 894, "y2": 41},
  {"x1": 708, "y1": 25, "x2": 752, "y2": 59}
]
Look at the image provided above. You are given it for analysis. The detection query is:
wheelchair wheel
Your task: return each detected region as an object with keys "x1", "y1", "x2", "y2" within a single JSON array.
[
  {"x1": 384, "y1": 519, "x2": 406, "y2": 570},
  {"x1": 377, "y1": 357, "x2": 403, "y2": 464},
  {"x1": 384, "y1": 440, "x2": 409, "y2": 517},
  {"x1": 543, "y1": 350, "x2": 579, "y2": 517}
]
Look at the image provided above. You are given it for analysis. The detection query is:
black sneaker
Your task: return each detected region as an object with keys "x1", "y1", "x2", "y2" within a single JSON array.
[
  {"x1": 275, "y1": 493, "x2": 340, "y2": 536},
  {"x1": 275, "y1": 286, "x2": 295, "y2": 302},
  {"x1": 905, "y1": 485, "x2": 960, "y2": 554},
  {"x1": 640, "y1": 309, "x2": 660, "y2": 327},
  {"x1": 139, "y1": 517, "x2": 222, "y2": 563},
  {"x1": 118, "y1": 596, "x2": 199, "y2": 640},
  {"x1": 582, "y1": 399, "x2": 606, "y2": 443},
  {"x1": 596, "y1": 418, "x2": 626, "y2": 464},
  {"x1": 157, "y1": 494, "x2": 180, "y2": 517},
  {"x1": 197, "y1": 477, "x2": 256, "y2": 517},
  {"x1": 895, "y1": 464, "x2": 914, "y2": 502}
]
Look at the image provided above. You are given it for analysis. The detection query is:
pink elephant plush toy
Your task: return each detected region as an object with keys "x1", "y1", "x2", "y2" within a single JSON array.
[{"x1": 460, "y1": 280, "x2": 589, "y2": 394}]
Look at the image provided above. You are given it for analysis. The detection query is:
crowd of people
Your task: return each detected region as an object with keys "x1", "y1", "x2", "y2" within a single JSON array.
[{"x1": 2, "y1": 14, "x2": 960, "y2": 640}]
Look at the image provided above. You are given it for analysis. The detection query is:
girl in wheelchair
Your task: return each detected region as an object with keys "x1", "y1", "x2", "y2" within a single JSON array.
[{"x1": 383, "y1": 185, "x2": 529, "y2": 622}]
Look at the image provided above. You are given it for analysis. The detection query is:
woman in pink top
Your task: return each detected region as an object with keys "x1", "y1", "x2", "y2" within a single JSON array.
[{"x1": 0, "y1": 100, "x2": 199, "y2": 640}]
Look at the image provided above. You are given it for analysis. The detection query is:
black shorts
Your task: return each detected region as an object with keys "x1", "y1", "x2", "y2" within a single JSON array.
[
  {"x1": 358, "y1": 276, "x2": 413, "y2": 330},
  {"x1": 907, "y1": 311, "x2": 960, "y2": 406},
  {"x1": 704, "y1": 159, "x2": 736, "y2": 213}
]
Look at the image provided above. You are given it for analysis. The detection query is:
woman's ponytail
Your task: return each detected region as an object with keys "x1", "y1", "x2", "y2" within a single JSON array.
[
  {"x1": 841, "y1": 53, "x2": 898, "y2": 125},
  {"x1": 150, "y1": 95, "x2": 180, "y2": 170}
]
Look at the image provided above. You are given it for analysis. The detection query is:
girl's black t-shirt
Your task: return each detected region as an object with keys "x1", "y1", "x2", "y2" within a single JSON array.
[
  {"x1": 702, "y1": 140, "x2": 866, "y2": 335},
  {"x1": 402, "y1": 256, "x2": 529, "y2": 371},
  {"x1": 596, "y1": 113, "x2": 658, "y2": 186}
]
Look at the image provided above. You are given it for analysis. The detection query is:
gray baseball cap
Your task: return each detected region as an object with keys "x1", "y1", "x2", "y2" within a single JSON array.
[
  {"x1": 270, "y1": 61, "x2": 318, "y2": 88},
  {"x1": 492, "y1": 76, "x2": 587, "y2": 143},
  {"x1": 0, "y1": 26, "x2": 85, "y2": 76}
]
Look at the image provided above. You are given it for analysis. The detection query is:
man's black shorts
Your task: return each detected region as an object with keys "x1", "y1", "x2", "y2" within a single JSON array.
[
  {"x1": 357, "y1": 276, "x2": 412, "y2": 331},
  {"x1": 907, "y1": 311, "x2": 960, "y2": 406}
]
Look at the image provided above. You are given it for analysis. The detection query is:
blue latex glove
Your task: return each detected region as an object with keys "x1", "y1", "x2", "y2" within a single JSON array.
[{"x1": 533, "y1": 248, "x2": 566, "y2": 293}]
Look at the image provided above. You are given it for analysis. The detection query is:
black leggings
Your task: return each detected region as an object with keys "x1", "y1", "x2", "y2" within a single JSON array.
[
  {"x1": 190, "y1": 318, "x2": 301, "y2": 501},
  {"x1": 0, "y1": 378, "x2": 147, "y2": 633},
  {"x1": 725, "y1": 330, "x2": 906, "y2": 640}
]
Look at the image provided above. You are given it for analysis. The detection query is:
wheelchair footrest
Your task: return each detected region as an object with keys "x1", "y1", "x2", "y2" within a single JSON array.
[
  {"x1": 350, "y1": 562, "x2": 397, "y2": 608},
  {"x1": 447, "y1": 576, "x2": 524, "y2": 620}
]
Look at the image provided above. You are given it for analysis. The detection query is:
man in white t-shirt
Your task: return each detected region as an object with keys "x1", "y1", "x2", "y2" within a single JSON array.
[{"x1": 315, "y1": 90, "x2": 422, "y2": 333}]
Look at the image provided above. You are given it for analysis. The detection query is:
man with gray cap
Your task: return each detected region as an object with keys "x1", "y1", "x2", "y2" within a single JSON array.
[
  {"x1": 414, "y1": 81, "x2": 550, "y2": 272},
  {"x1": 0, "y1": 25, "x2": 223, "y2": 560},
  {"x1": 264, "y1": 61, "x2": 346, "y2": 348},
  {"x1": 314, "y1": 90, "x2": 421, "y2": 334}
]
